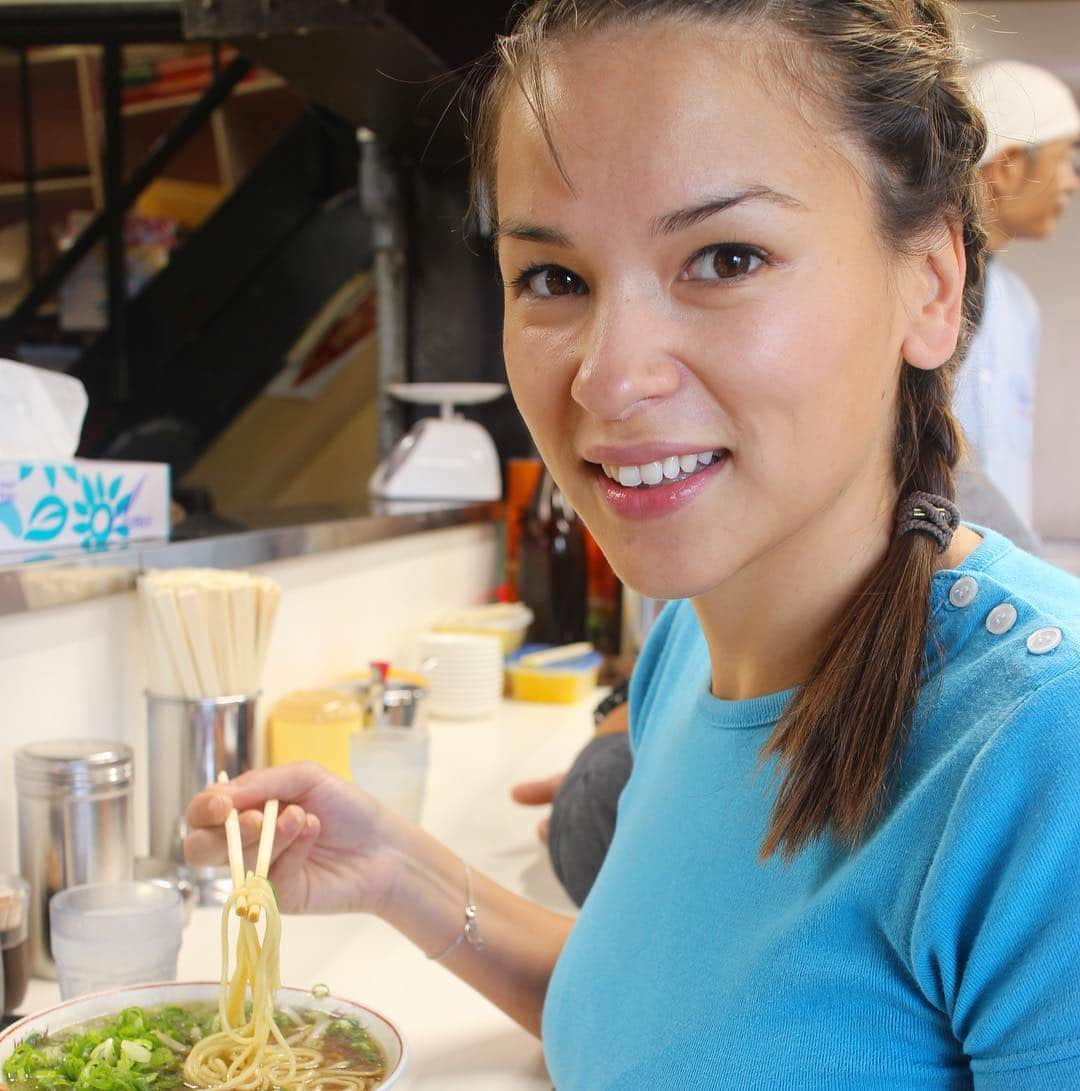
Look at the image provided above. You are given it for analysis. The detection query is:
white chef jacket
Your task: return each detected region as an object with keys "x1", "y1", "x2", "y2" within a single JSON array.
[{"x1": 954, "y1": 258, "x2": 1040, "y2": 533}]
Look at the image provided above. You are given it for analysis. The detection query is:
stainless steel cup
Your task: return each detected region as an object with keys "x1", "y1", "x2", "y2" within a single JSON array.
[
  {"x1": 382, "y1": 682, "x2": 427, "y2": 729},
  {"x1": 14, "y1": 740, "x2": 134, "y2": 979},
  {"x1": 145, "y1": 693, "x2": 257, "y2": 905}
]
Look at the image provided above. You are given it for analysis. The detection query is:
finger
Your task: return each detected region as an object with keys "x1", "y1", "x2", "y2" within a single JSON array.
[
  {"x1": 228, "y1": 762, "x2": 335, "y2": 810},
  {"x1": 537, "y1": 816, "x2": 550, "y2": 843},
  {"x1": 183, "y1": 806, "x2": 308, "y2": 873},
  {"x1": 267, "y1": 814, "x2": 321, "y2": 895},
  {"x1": 186, "y1": 788, "x2": 235, "y2": 830},
  {"x1": 183, "y1": 826, "x2": 228, "y2": 868},
  {"x1": 260, "y1": 804, "x2": 311, "y2": 870},
  {"x1": 187, "y1": 762, "x2": 335, "y2": 830},
  {"x1": 511, "y1": 773, "x2": 565, "y2": 806}
]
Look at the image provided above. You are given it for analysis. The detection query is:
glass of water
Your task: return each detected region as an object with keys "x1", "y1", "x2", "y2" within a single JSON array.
[{"x1": 50, "y1": 881, "x2": 183, "y2": 1000}]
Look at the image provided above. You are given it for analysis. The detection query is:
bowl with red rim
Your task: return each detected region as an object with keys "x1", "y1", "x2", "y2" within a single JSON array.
[{"x1": 0, "y1": 981, "x2": 406, "y2": 1089}]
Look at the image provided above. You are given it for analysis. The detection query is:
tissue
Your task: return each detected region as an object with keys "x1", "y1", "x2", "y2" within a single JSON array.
[
  {"x1": 0, "y1": 359, "x2": 170, "y2": 556},
  {"x1": 0, "y1": 359, "x2": 88, "y2": 460}
]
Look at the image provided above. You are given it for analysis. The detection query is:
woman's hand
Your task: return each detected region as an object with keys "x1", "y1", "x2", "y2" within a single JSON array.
[
  {"x1": 183, "y1": 762, "x2": 401, "y2": 916},
  {"x1": 510, "y1": 773, "x2": 566, "y2": 843}
]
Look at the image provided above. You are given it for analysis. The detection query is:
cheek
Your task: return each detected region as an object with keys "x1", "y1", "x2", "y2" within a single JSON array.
[
  {"x1": 700, "y1": 278, "x2": 897, "y2": 479},
  {"x1": 502, "y1": 317, "x2": 579, "y2": 454}
]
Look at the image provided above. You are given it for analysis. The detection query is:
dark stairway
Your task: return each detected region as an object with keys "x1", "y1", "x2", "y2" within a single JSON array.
[{"x1": 76, "y1": 108, "x2": 369, "y2": 457}]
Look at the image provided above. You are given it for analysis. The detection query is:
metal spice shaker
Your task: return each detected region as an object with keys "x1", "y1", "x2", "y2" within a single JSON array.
[{"x1": 14, "y1": 739, "x2": 134, "y2": 978}]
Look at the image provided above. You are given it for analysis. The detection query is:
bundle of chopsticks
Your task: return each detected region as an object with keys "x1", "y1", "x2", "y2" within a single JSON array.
[
  {"x1": 138, "y1": 568, "x2": 281, "y2": 699},
  {"x1": 0, "y1": 890, "x2": 23, "y2": 932},
  {"x1": 220, "y1": 771, "x2": 278, "y2": 923}
]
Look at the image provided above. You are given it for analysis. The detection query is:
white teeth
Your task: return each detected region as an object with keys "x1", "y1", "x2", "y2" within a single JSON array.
[
  {"x1": 603, "y1": 450, "x2": 724, "y2": 488},
  {"x1": 640, "y1": 461, "x2": 663, "y2": 486}
]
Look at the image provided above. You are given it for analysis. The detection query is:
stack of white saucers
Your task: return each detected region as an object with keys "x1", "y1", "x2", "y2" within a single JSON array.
[{"x1": 418, "y1": 631, "x2": 505, "y2": 719}]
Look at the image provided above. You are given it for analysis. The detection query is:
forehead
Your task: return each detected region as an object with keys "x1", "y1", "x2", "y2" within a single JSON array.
[{"x1": 494, "y1": 20, "x2": 866, "y2": 224}]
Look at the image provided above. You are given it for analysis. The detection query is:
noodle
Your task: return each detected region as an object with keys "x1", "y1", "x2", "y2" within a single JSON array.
[
  {"x1": 183, "y1": 877, "x2": 296, "y2": 1091},
  {"x1": 182, "y1": 877, "x2": 386, "y2": 1091}
]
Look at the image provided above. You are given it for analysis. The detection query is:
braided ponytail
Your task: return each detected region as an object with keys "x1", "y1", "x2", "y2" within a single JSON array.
[
  {"x1": 757, "y1": 0, "x2": 985, "y2": 857},
  {"x1": 470, "y1": 0, "x2": 989, "y2": 858},
  {"x1": 759, "y1": 365, "x2": 964, "y2": 857}
]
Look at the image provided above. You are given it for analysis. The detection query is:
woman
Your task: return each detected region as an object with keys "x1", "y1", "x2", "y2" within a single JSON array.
[{"x1": 185, "y1": 1, "x2": 1080, "y2": 1085}]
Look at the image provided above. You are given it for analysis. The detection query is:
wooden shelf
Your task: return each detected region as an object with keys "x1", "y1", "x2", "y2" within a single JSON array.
[
  {"x1": 122, "y1": 74, "x2": 286, "y2": 118},
  {"x1": 0, "y1": 46, "x2": 98, "y2": 70},
  {"x1": 0, "y1": 175, "x2": 95, "y2": 199}
]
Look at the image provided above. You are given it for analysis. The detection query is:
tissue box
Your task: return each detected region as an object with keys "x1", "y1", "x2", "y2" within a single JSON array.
[{"x1": 0, "y1": 458, "x2": 170, "y2": 555}]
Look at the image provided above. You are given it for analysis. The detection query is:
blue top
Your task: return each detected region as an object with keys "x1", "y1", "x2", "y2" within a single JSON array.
[{"x1": 543, "y1": 528, "x2": 1080, "y2": 1089}]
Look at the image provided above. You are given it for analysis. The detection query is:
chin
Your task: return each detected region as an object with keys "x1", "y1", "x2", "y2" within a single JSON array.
[{"x1": 602, "y1": 543, "x2": 738, "y2": 602}]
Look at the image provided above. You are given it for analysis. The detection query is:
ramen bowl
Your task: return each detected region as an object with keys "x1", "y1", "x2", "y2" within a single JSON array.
[{"x1": 0, "y1": 981, "x2": 406, "y2": 1089}]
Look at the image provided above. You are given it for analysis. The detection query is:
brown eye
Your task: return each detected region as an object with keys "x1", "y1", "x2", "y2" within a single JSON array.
[
  {"x1": 714, "y1": 249, "x2": 755, "y2": 278},
  {"x1": 523, "y1": 267, "x2": 586, "y2": 298},
  {"x1": 684, "y1": 245, "x2": 765, "y2": 282}
]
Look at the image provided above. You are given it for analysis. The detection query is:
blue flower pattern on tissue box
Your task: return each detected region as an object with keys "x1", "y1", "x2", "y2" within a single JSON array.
[{"x1": 0, "y1": 459, "x2": 170, "y2": 555}]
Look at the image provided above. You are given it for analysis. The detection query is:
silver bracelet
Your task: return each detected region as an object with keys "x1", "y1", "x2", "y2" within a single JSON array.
[{"x1": 427, "y1": 862, "x2": 484, "y2": 961}]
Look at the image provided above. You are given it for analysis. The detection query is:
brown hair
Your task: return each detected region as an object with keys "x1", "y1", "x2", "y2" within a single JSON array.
[{"x1": 471, "y1": 0, "x2": 988, "y2": 859}]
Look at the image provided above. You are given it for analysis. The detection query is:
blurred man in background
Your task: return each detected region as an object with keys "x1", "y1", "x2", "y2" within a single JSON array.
[{"x1": 956, "y1": 60, "x2": 1080, "y2": 539}]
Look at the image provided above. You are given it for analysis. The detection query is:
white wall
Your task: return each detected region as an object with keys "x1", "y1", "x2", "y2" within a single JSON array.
[
  {"x1": 955, "y1": 1, "x2": 1080, "y2": 540},
  {"x1": 0, "y1": 523, "x2": 499, "y2": 873}
]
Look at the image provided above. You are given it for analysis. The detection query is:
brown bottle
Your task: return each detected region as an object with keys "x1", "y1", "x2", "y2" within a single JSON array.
[{"x1": 518, "y1": 468, "x2": 587, "y2": 645}]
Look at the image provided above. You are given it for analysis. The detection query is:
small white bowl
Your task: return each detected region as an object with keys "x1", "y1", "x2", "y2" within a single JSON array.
[{"x1": 0, "y1": 981, "x2": 406, "y2": 1089}]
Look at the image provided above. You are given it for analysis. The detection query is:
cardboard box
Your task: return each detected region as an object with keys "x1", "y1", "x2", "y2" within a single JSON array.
[{"x1": 0, "y1": 458, "x2": 170, "y2": 555}]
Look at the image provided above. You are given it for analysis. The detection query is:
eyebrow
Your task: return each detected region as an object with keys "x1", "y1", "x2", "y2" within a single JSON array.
[
  {"x1": 495, "y1": 186, "x2": 805, "y2": 248},
  {"x1": 650, "y1": 186, "x2": 805, "y2": 235}
]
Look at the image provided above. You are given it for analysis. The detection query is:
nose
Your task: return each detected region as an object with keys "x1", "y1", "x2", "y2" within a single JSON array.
[
  {"x1": 1063, "y1": 156, "x2": 1080, "y2": 196},
  {"x1": 570, "y1": 287, "x2": 681, "y2": 421}
]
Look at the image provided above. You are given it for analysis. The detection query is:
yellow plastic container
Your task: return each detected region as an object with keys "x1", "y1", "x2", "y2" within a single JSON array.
[
  {"x1": 267, "y1": 689, "x2": 362, "y2": 778},
  {"x1": 433, "y1": 603, "x2": 533, "y2": 655},
  {"x1": 506, "y1": 645, "x2": 603, "y2": 704}
]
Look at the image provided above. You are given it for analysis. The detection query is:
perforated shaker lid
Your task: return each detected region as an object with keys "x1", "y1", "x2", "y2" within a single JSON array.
[{"x1": 14, "y1": 739, "x2": 133, "y2": 797}]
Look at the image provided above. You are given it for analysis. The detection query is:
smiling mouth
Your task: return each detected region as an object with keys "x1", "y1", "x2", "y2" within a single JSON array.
[{"x1": 595, "y1": 449, "x2": 729, "y2": 488}]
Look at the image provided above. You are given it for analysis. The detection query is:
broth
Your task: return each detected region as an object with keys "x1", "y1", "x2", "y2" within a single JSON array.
[{"x1": 2, "y1": 1001, "x2": 386, "y2": 1091}]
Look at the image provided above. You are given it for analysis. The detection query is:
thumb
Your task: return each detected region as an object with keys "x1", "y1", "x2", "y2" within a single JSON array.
[{"x1": 511, "y1": 772, "x2": 566, "y2": 806}]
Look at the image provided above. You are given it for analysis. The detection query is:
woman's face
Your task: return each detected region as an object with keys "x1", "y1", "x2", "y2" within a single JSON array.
[{"x1": 495, "y1": 21, "x2": 925, "y2": 599}]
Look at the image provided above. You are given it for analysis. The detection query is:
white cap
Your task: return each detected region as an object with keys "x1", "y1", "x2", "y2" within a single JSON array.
[{"x1": 970, "y1": 60, "x2": 1080, "y2": 165}]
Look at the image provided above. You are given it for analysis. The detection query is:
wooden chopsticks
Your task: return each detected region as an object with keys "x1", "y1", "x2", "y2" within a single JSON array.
[
  {"x1": 218, "y1": 772, "x2": 278, "y2": 923},
  {"x1": 138, "y1": 569, "x2": 281, "y2": 699}
]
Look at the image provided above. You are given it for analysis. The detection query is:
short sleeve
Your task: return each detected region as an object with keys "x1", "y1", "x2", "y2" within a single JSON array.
[{"x1": 910, "y1": 664, "x2": 1080, "y2": 1087}]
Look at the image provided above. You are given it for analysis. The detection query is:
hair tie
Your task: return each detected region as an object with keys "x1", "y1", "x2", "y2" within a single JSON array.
[{"x1": 896, "y1": 491, "x2": 960, "y2": 553}]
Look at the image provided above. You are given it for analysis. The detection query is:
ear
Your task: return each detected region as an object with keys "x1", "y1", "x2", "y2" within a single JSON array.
[
  {"x1": 980, "y1": 146, "x2": 1030, "y2": 198},
  {"x1": 902, "y1": 221, "x2": 966, "y2": 372}
]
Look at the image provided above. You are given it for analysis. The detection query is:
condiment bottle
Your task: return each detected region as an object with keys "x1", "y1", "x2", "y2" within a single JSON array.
[
  {"x1": 518, "y1": 468, "x2": 588, "y2": 645},
  {"x1": 267, "y1": 690, "x2": 363, "y2": 779},
  {"x1": 14, "y1": 739, "x2": 134, "y2": 978}
]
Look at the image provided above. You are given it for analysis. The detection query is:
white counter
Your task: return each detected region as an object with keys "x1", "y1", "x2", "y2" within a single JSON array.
[{"x1": 22, "y1": 696, "x2": 599, "y2": 1090}]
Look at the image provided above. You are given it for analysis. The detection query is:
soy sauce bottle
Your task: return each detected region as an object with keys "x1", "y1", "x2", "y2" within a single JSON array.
[{"x1": 518, "y1": 468, "x2": 588, "y2": 645}]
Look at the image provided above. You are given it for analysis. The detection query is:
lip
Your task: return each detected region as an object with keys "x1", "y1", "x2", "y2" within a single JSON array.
[
  {"x1": 582, "y1": 442, "x2": 726, "y2": 465},
  {"x1": 591, "y1": 451, "x2": 729, "y2": 520}
]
